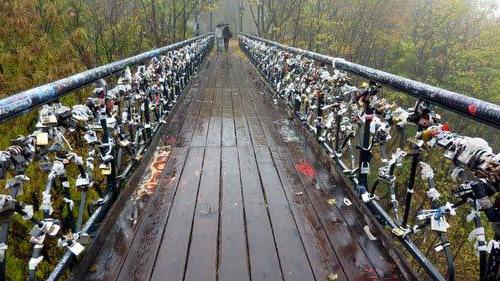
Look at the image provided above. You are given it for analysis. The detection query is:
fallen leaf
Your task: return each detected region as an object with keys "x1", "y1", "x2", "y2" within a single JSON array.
[
  {"x1": 89, "y1": 264, "x2": 98, "y2": 273},
  {"x1": 327, "y1": 272, "x2": 338, "y2": 280},
  {"x1": 326, "y1": 198, "x2": 336, "y2": 205}
]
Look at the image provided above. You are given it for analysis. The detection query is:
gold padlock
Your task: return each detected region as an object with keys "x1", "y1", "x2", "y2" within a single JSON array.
[
  {"x1": 100, "y1": 163, "x2": 112, "y2": 175},
  {"x1": 391, "y1": 227, "x2": 406, "y2": 237},
  {"x1": 35, "y1": 132, "x2": 49, "y2": 146}
]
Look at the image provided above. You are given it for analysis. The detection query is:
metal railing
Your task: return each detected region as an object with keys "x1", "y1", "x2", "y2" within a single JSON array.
[
  {"x1": 240, "y1": 33, "x2": 499, "y2": 281},
  {"x1": 0, "y1": 34, "x2": 213, "y2": 280}
]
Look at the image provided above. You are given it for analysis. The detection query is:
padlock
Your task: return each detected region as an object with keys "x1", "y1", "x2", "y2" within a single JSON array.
[
  {"x1": 41, "y1": 114, "x2": 58, "y2": 126},
  {"x1": 107, "y1": 117, "x2": 117, "y2": 128},
  {"x1": 76, "y1": 175, "x2": 90, "y2": 187},
  {"x1": 101, "y1": 154, "x2": 114, "y2": 163},
  {"x1": 119, "y1": 140, "x2": 131, "y2": 147},
  {"x1": 68, "y1": 242, "x2": 85, "y2": 256},
  {"x1": 100, "y1": 163, "x2": 112, "y2": 175},
  {"x1": 28, "y1": 256, "x2": 44, "y2": 270},
  {"x1": 360, "y1": 162, "x2": 370, "y2": 175},
  {"x1": 391, "y1": 227, "x2": 407, "y2": 237},
  {"x1": 29, "y1": 232, "x2": 46, "y2": 244},
  {"x1": 0, "y1": 243, "x2": 8, "y2": 262},
  {"x1": 84, "y1": 131, "x2": 98, "y2": 144},
  {"x1": 35, "y1": 132, "x2": 49, "y2": 146},
  {"x1": 430, "y1": 215, "x2": 450, "y2": 232},
  {"x1": 22, "y1": 205, "x2": 34, "y2": 220},
  {"x1": 30, "y1": 224, "x2": 44, "y2": 238},
  {"x1": 40, "y1": 191, "x2": 53, "y2": 215}
]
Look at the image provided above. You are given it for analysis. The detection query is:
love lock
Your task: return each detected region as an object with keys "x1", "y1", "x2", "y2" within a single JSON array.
[
  {"x1": 58, "y1": 233, "x2": 85, "y2": 256},
  {"x1": 28, "y1": 251, "x2": 44, "y2": 271},
  {"x1": 72, "y1": 104, "x2": 92, "y2": 122},
  {"x1": 30, "y1": 219, "x2": 60, "y2": 238},
  {"x1": 39, "y1": 156, "x2": 52, "y2": 172},
  {"x1": 0, "y1": 243, "x2": 7, "y2": 262},
  {"x1": 78, "y1": 232, "x2": 92, "y2": 245},
  {"x1": 35, "y1": 131, "x2": 49, "y2": 146},
  {"x1": 91, "y1": 198, "x2": 106, "y2": 208},
  {"x1": 378, "y1": 166, "x2": 395, "y2": 183},
  {"x1": 101, "y1": 153, "x2": 114, "y2": 164},
  {"x1": 21, "y1": 205, "x2": 34, "y2": 220},
  {"x1": 39, "y1": 107, "x2": 58, "y2": 127},
  {"x1": 76, "y1": 174, "x2": 90, "y2": 188},
  {"x1": 119, "y1": 139, "x2": 131, "y2": 147},
  {"x1": 419, "y1": 162, "x2": 434, "y2": 180},
  {"x1": 40, "y1": 191, "x2": 53, "y2": 215},
  {"x1": 55, "y1": 105, "x2": 72, "y2": 120},
  {"x1": 436, "y1": 131, "x2": 455, "y2": 147},
  {"x1": 360, "y1": 162, "x2": 370, "y2": 175},
  {"x1": 0, "y1": 152, "x2": 11, "y2": 179},
  {"x1": 430, "y1": 212, "x2": 452, "y2": 233},
  {"x1": 29, "y1": 230, "x2": 46, "y2": 245},
  {"x1": 100, "y1": 163, "x2": 112, "y2": 175},
  {"x1": 434, "y1": 241, "x2": 451, "y2": 252},
  {"x1": 89, "y1": 123, "x2": 103, "y2": 132},
  {"x1": 6, "y1": 175, "x2": 30, "y2": 195},
  {"x1": 84, "y1": 130, "x2": 99, "y2": 144},
  {"x1": 52, "y1": 161, "x2": 66, "y2": 176},
  {"x1": 1, "y1": 195, "x2": 19, "y2": 217},
  {"x1": 106, "y1": 116, "x2": 117, "y2": 129}
]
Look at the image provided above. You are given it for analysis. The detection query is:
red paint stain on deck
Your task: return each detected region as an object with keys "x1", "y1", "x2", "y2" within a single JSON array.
[
  {"x1": 136, "y1": 149, "x2": 171, "y2": 199},
  {"x1": 295, "y1": 161, "x2": 316, "y2": 178}
]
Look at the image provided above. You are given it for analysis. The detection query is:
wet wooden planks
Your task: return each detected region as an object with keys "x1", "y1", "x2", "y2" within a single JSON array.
[{"x1": 103, "y1": 43, "x2": 406, "y2": 281}]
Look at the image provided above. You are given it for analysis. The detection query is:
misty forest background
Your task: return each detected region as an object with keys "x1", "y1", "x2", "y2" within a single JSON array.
[{"x1": 0, "y1": 0, "x2": 499, "y2": 280}]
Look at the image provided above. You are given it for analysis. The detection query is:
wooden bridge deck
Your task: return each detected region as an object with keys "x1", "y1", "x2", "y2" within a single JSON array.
[{"x1": 83, "y1": 42, "x2": 404, "y2": 281}]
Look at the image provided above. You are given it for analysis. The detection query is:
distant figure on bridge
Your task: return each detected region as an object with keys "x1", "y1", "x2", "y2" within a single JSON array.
[
  {"x1": 222, "y1": 25, "x2": 232, "y2": 52},
  {"x1": 215, "y1": 24, "x2": 224, "y2": 52}
]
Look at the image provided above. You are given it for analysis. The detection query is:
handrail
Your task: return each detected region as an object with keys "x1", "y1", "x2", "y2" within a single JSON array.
[
  {"x1": 0, "y1": 34, "x2": 214, "y2": 281},
  {"x1": 0, "y1": 34, "x2": 209, "y2": 123},
  {"x1": 240, "y1": 34, "x2": 499, "y2": 281},
  {"x1": 240, "y1": 33, "x2": 500, "y2": 129}
]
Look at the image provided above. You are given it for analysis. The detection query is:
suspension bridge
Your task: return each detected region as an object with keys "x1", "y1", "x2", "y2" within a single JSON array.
[{"x1": 0, "y1": 34, "x2": 498, "y2": 281}]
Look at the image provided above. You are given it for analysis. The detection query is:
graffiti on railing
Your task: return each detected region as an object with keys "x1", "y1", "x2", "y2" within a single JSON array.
[
  {"x1": 240, "y1": 34, "x2": 499, "y2": 281},
  {"x1": 0, "y1": 36, "x2": 212, "y2": 280}
]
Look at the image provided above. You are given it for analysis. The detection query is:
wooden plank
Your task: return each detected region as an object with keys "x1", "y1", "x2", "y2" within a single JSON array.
[
  {"x1": 150, "y1": 147, "x2": 206, "y2": 281},
  {"x1": 232, "y1": 91, "x2": 252, "y2": 146},
  {"x1": 270, "y1": 146, "x2": 348, "y2": 281},
  {"x1": 253, "y1": 146, "x2": 315, "y2": 281},
  {"x1": 246, "y1": 88, "x2": 278, "y2": 147},
  {"x1": 207, "y1": 88, "x2": 222, "y2": 147},
  {"x1": 191, "y1": 87, "x2": 215, "y2": 147},
  {"x1": 116, "y1": 146, "x2": 189, "y2": 281},
  {"x1": 175, "y1": 87, "x2": 205, "y2": 147},
  {"x1": 218, "y1": 146, "x2": 250, "y2": 281},
  {"x1": 222, "y1": 88, "x2": 236, "y2": 146},
  {"x1": 285, "y1": 149, "x2": 380, "y2": 281},
  {"x1": 326, "y1": 176, "x2": 402, "y2": 280},
  {"x1": 184, "y1": 146, "x2": 221, "y2": 281},
  {"x1": 241, "y1": 93, "x2": 267, "y2": 146},
  {"x1": 238, "y1": 145, "x2": 284, "y2": 281}
]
